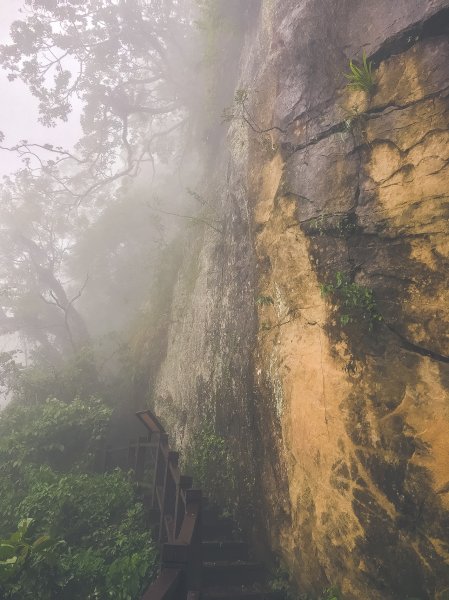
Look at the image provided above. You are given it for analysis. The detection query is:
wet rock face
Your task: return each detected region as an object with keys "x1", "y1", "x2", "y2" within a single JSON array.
[
  {"x1": 153, "y1": 1, "x2": 449, "y2": 599},
  {"x1": 248, "y1": 2, "x2": 449, "y2": 599}
]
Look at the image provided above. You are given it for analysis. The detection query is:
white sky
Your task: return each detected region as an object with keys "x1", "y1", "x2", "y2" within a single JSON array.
[{"x1": 0, "y1": 0, "x2": 81, "y2": 177}]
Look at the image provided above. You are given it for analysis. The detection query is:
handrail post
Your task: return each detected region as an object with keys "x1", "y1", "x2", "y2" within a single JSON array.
[
  {"x1": 155, "y1": 434, "x2": 169, "y2": 541},
  {"x1": 166, "y1": 452, "x2": 179, "y2": 542},
  {"x1": 135, "y1": 436, "x2": 147, "y2": 482},
  {"x1": 187, "y1": 494, "x2": 202, "y2": 594},
  {"x1": 159, "y1": 449, "x2": 179, "y2": 542},
  {"x1": 174, "y1": 475, "x2": 192, "y2": 539},
  {"x1": 150, "y1": 433, "x2": 161, "y2": 509}
]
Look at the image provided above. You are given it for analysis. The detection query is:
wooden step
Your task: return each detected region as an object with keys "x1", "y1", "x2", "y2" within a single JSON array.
[
  {"x1": 202, "y1": 516, "x2": 238, "y2": 541},
  {"x1": 202, "y1": 541, "x2": 249, "y2": 562},
  {"x1": 202, "y1": 561, "x2": 265, "y2": 587},
  {"x1": 202, "y1": 587, "x2": 283, "y2": 600}
]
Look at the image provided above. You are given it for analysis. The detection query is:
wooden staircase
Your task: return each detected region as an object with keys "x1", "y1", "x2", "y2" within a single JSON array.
[
  {"x1": 200, "y1": 502, "x2": 281, "y2": 600},
  {"x1": 105, "y1": 410, "x2": 281, "y2": 600}
]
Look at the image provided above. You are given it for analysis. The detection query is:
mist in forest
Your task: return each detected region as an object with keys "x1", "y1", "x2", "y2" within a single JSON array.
[{"x1": 0, "y1": 0, "x2": 251, "y2": 407}]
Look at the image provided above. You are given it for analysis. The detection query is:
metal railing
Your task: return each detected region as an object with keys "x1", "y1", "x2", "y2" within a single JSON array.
[{"x1": 105, "y1": 410, "x2": 202, "y2": 600}]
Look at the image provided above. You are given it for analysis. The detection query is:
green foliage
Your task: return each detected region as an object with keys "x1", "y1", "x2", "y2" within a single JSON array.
[
  {"x1": 17, "y1": 471, "x2": 132, "y2": 544},
  {"x1": 0, "y1": 395, "x2": 157, "y2": 599},
  {"x1": 256, "y1": 295, "x2": 275, "y2": 306},
  {"x1": 344, "y1": 50, "x2": 375, "y2": 94},
  {"x1": 105, "y1": 550, "x2": 155, "y2": 600},
  {"x1": 0, "y1": 396, "x2": 111, "y2": 474},
  {"x1": 10, "y1": 472, "x2": 156, "y2": 600},
  {"x1": 299, "y1": 586, "x2": 343, "y2": 600},
  {"x1": 234, "y1": 88, "x2": 250, "y2": 105},
  {"x1": 184, "y1": 424, "x2": 236, "y2": 510},
  {"x1": 0, "y1": 518, "x2": 61, "y2": 588},
  {"x1": 320, "y1": 587, "x2": 342, "y2": 600},
  {"x1": 0, "y1": 472, "x2": 157, "y2": 599},
  {"x1": 269, "y1": 564, "x2": 343, "y2": 600},
  {"x1": 320, "y1": 271, "x2": 382, "y2": 331},
  {"x1": 14, "y1": 348, "x2": 101, "y2": 405},
  {"x1": 307, "y1": 214, "x2": 356, "y2": 238},
  {"x1": 269, "y1": 564, "x2": 297, "y2": 599}
]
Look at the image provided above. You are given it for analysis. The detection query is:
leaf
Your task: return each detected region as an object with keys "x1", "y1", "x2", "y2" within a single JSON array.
[
  {"x1": 32, "y1": 535, "x2": 53, "y2": 551},
  {"x1": 0, "y1": 544, "x2": 15, "y2": 560},
  {"x1": 18, "y1": 518, "x2": 33, "y2": 534},
  {"x1": 9, "y1": 532, "x2": 22, "y2": 544},
  {"x1": 0, "y1": 556, "x2": 18, "y2": 567},
  {"x1": 349, "y1": 62, "x2": 361, "y2": 76},
  {"x1": 340, "y1": 314, "x2": 351, "y2": 326}
]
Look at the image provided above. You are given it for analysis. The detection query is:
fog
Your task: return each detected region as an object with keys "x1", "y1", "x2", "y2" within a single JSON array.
[{"x1": 0, "y1": 0, "x2": 244, "y2": 407}]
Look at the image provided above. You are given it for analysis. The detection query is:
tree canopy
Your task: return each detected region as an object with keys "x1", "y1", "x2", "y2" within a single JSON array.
[{"x1": 0, "y1": 0, "x2": 193, "y2": 197}]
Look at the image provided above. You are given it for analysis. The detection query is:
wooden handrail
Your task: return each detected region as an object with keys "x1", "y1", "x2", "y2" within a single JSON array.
[
  {"x1": 136, "y1": 410, "x2": 166, "y2": 434},
  {"x1": 141, "y1": 568, "x2": 182, "y2": 600},
  {"x1": 105, "y1": 410, "x2": 202, "y2": 598},
  {"x1": 131, "y1": 410, "x2": 202, "y2": 599}
]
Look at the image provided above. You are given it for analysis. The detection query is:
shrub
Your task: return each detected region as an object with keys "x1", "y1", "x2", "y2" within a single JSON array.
[
  {"x1": 15, "y1": 348, "x2": 101, "y2": 405},
  {"x1": 0, "y1": 395, "x2": 157, "y2": 599},
  {"x1": 183, "y1": 425, "x2": 236, "y2": 510},
  {"x1": 0, "y1": 473, "x2": 157, "y2": 599},
  {"x1": 0, "y1": 518, "x2": 60, "y2": 589},
  {"x1": 320, "y1": 271, "x2": 382, "y2": 331},
  {"x1": 0, "y1": 396, "x2": 111, "y2": 473},
  {"x1": 4, "y1": 472, "x2": 157, "y2": 600}
]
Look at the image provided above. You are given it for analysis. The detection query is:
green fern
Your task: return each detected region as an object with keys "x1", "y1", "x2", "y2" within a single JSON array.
[
  {"x1": 344, "y1": 50, "x2": 375, "y2": 94},
  {"x1": 256, "y1": 295, "x2": 274, "y2": 306}
]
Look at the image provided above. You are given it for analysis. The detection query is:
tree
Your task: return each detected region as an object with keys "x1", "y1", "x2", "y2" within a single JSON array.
[
  {"x1": 0, "y1": 169, "x2": 90, "y2": 358},
  {"x1": 0, "y1": 0, "x2": 208, "y2": 368},
  {"x1": 0, "y1": 0, "x2": 193, "y2": 199}
]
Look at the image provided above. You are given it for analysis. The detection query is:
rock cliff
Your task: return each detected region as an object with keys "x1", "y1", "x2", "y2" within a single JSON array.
[{"x1": 152, "y1": 2, "x2": 449, "y2": 598}]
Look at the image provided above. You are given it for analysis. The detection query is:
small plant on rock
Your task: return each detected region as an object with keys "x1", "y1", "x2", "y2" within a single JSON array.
[
  {"x1": 320, "y1": 271, "x2": 382, "y2": 331},
  {"x1": 321, "y1": 587, "x2": 342, "y2": 600},
  {"x1": 222, "y1": 88, "x2": 286, "y2": 136},
  {"x1": 342, "y1": 104, "x2": 363, "y2": 132},
  {"x1": 344, "y1": 50, "x2": 375, "y2": 94},
  {"x1": 269, "y1": 564, "x2": 297, "y2": 599},
  {"x1": 307, "y1": 214, "x2": 356, "y2": 238},
  {"x1": 256, "y1": 295, "x2": 274, "y2": 306}
]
